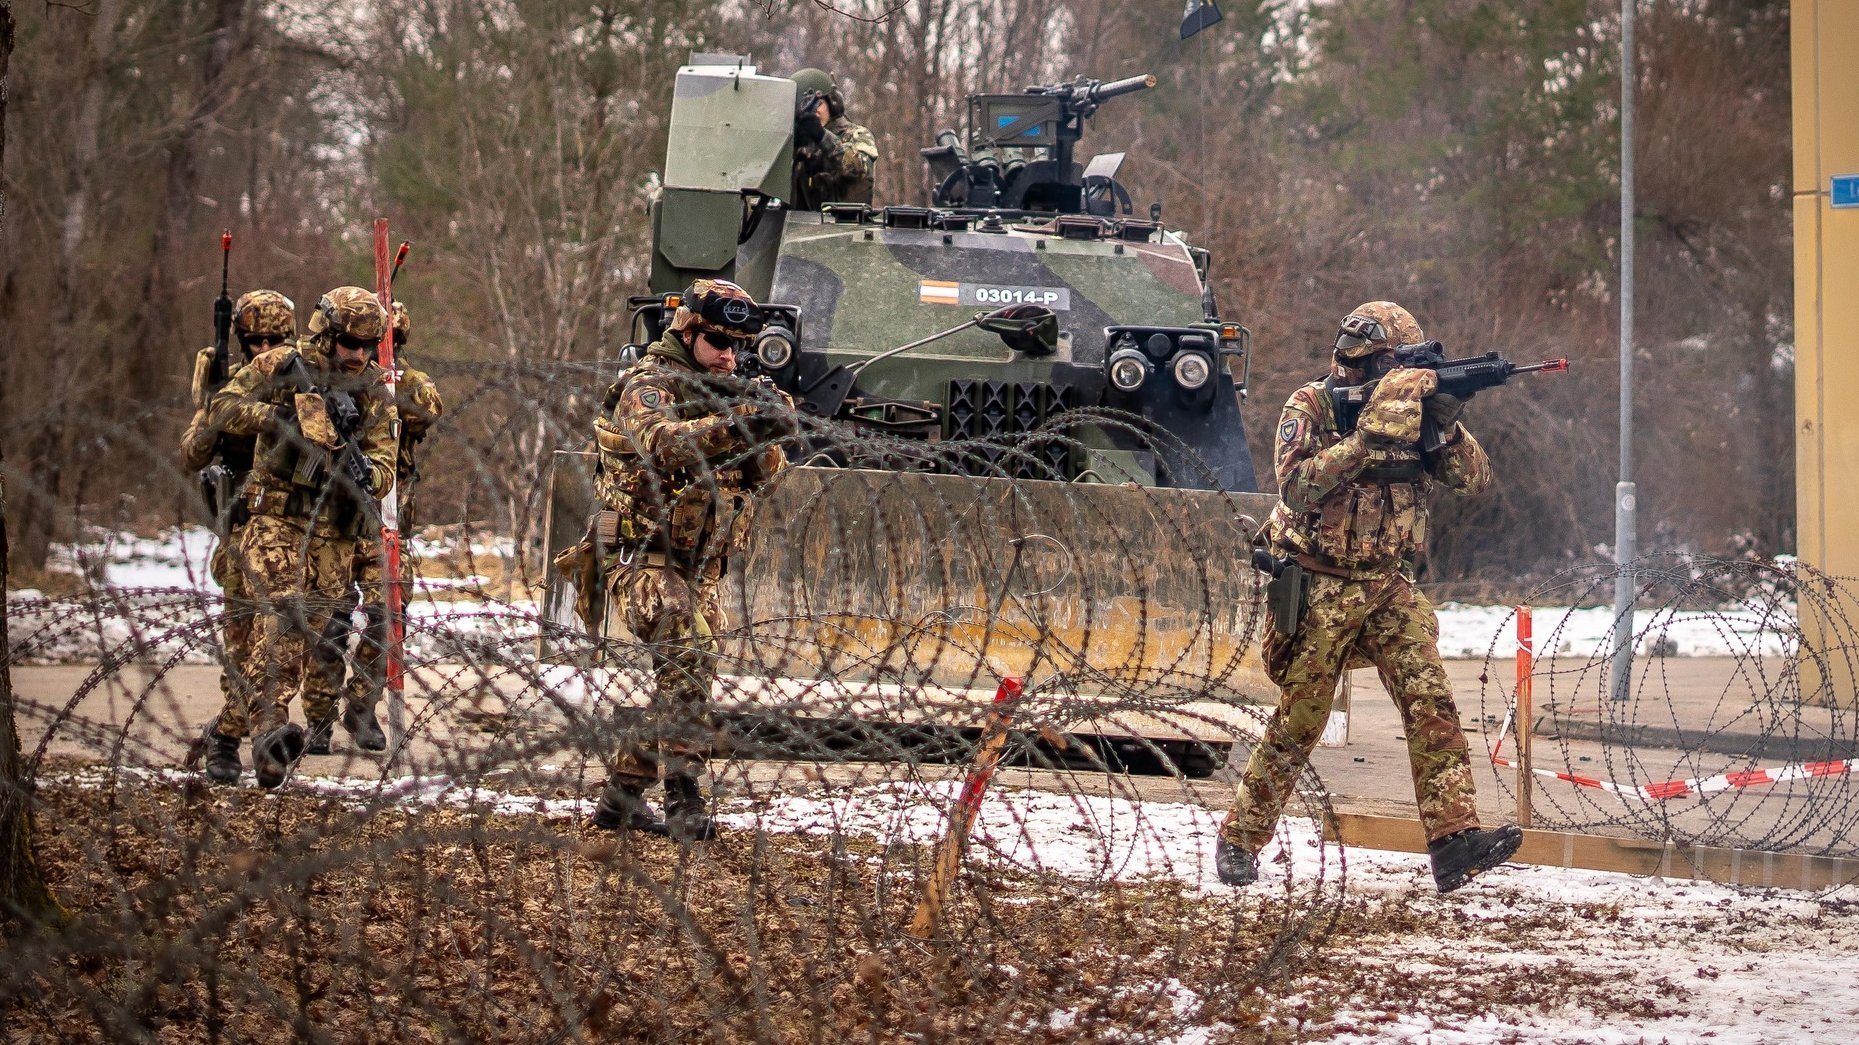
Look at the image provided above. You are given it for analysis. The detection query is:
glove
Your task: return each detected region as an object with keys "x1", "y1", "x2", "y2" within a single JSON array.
[
  {"x1": 1424, "y1": 389, "x2": 1472, "y2": 432},
  {"x1": 1356, "y1": 367, "x2": 1437, "y2": 446},
  {"x1": 795, "y1": 99, "x2": 826, "y2": 146},
  {"x1": 294, "y1": 392, "x2": 343, "y2": 451},
  {"x1": 731, "y1": 400, "x2": 799, "y2": 445}
]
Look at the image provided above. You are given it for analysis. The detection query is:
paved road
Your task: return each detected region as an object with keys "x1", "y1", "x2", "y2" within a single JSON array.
[{"x1": 13, "y1": 656, "x2": 1853, "y2": 853}]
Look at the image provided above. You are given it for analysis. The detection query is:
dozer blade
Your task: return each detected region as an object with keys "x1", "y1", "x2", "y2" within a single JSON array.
[{"x1": 542, "y1": 456, "x2": 1278, "y2": 776}]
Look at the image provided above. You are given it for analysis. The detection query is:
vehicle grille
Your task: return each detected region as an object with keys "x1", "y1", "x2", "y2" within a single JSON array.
[{"x1": 943, "y1": 379, "x2": 1078, "y2": 479}]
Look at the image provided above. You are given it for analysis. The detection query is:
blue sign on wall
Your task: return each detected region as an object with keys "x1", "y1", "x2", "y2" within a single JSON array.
[{"x1": 1835, "y1": 174, "x2": 1859, "y2": 209}]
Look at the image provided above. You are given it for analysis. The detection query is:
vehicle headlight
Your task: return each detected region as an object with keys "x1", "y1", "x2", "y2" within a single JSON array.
[
  {"x1": 1171, "y1": 350, "x2": 1212, "y2": 391},
  {"x1": 756, "y1": 328, "x2": 795, "y2": 370},
  {"x1": 1108, "y1": 348, "x2": 1151, "y2": 393}
]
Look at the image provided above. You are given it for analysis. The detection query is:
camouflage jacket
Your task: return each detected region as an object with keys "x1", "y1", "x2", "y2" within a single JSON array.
[
  {"x1": 181, "y1": 345, "x2": 258, "y2": 474},
  {"x1": 794, "y1": 116, "x2": 878, "y2": 210},
  {"x1": 592, "y1": 333, "x2": 789, "y2": 563},
  {"x1": 1260, "y1": 377, "x2": 1491, "y2": 578},
  {"x1": 206, "y1": 340, "x2": 398, "y2": 532}
]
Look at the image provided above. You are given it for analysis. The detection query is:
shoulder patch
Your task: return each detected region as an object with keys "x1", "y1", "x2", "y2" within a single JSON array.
[
  {"x1": 1279, "y1": 417, "x2": 1306, "y2": 444},
  {"x1": 639, "y1": 389, "x2": 661, "y2": 409}
]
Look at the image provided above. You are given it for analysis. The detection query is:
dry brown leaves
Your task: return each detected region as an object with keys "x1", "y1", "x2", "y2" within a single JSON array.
[{"x1": 1, "y1": 770, "x2": 1662, "y2": 1043}]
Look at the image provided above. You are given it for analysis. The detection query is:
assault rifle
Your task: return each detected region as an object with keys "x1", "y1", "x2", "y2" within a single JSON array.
[
  {"x1": 199, "y1": 231, "x2": 237, "y2": 521},
  {"x1": 282, "y1": 355, "x2": 375, "y2": 504},
  {"x1": 1333, "y1": 342, "x2": 1569, "y2": 452}
]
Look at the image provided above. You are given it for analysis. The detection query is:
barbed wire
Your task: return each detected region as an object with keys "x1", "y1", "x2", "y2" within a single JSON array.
[
  {"x1": 0, "y1": 382, "x2": 1354, "y2": 1040},
  {"x1": 1465, "y1": 555, "x2": 1859, "y2": 858},
  {"x1": 7, "y1": 364, "x2": 1859, "y2": 1037}
]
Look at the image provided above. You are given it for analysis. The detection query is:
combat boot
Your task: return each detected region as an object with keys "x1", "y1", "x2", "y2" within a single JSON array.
[
  {"x1": 589, "y1": 781, "x2": 668, "y2": 835},
  {"x1": 305, "y1": 718, "x2": 335, "y2": 756},
  {"x1": 342, "y1": 702, "x2": 388, "y2": 752},
  {"x1": 1428, "y1": 824, "x2": 1524, "y2": 894},
  {"x1": 202, "y1": 724, "x2": 243, "y2": 786},
  {"x1": 1214, "y1": 836, "x2": 1258, "y2": 887},
  {"x1": 663, "y1": 776, "x2": 718, "y2": 842},
  {"x1": 251, "y1": 723, "x2": 306, "y2": 789}
]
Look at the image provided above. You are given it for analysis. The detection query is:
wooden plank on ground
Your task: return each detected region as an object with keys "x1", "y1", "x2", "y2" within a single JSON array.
[{"x1": 1326, "y1": 812, "x2": 1859, "y2": 891}]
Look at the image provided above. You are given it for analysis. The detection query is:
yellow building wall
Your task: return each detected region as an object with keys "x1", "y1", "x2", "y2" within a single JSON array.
[{"x1": 1794, "y1": 1, "x2": 1859, "y2": 705}]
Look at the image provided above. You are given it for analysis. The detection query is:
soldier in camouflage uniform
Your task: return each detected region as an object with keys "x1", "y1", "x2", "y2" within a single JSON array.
[
  {"x1": 588, "y1": 279, "x2": 793, "y2": 840},
  {"x1": 790, "y1": 68, "x2": 878, "y2": 211},
  {"x1": 305, "y1": 300, "x2": 445, "y2": 755},
  {"x1": 206, "y1": 287, "x2": 398, "y2": 787},
  {"x1": 1218, "y1": 301, "x2": 1523, "y2": 894},
  {"x1": 181, "y1": 290, "x2": 296, "y2": 784}
]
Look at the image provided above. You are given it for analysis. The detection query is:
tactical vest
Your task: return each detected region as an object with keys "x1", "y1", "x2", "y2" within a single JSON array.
[
  {"x1": 592, "y1": 356, "x2": 759, "y2": 562},
  {"x1": 244, "y1": 348, "x2": 384, "y2": 537},
  {"x1": 1269, "y1": 377, "x2": 1431, "y2": 575}
]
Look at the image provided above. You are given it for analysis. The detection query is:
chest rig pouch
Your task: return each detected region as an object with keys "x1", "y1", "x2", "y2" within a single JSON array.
[{"x1": 1302, "y1": 386, "x2": 1430, "y2": 568}]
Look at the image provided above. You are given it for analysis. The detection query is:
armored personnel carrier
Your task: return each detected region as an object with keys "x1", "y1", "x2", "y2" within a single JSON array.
[{"x1": 546, "y1": 55, "x2": 1278, "y2": 776}]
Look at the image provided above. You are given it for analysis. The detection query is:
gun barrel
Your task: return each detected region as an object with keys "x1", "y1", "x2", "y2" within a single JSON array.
[
  {"x1": 1514, "y1": 358, "x2": 1570, "y2": 375},
  {"x1": 1092, "y1": 73, "x2": 1157, "y2": 102}
]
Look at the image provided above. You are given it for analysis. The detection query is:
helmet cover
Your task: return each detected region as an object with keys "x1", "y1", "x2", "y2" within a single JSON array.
[
  {"x1": 666, "y1": 278, "x2": 764, "y2": 340},
  {"x1": 1334, "y1": 301, "x2": 1424, "y2": 362},
  {"x1": 306, "y1": 286, "x2": 389, "y2": 340},
  {"x1": 234, "y1": 290, "x2": 296, "y2": 339}
]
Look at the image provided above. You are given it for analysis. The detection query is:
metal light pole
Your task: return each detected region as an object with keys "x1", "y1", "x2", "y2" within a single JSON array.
[{"x1": 1610, "y1": 0, "x2": 1637, "y2": 702}]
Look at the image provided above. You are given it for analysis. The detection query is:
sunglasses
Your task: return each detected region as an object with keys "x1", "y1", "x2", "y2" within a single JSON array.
[
  {"x1": 701, "y1": 331, "x2": 752, "y2": 353},
  {"x1": 1334, "y1": 315, "x2": 1388, "y2": 354},
  {"x1": 241, "y1": 334, "x2": 290, "y2": 349},
  {"x1": 334, "y1": 333, "x2": 382, "y2": 351}
]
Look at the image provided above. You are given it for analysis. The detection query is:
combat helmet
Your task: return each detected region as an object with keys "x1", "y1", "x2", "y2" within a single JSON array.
[
  {"x1": 791, "y1": 67, "x2": 846, "y2": 119},
  {"x1": 234, "y1": 290, "x2": 296, "y2": 342},
  {"x1": 307, "y1": 286, "x2": 389, "y2": 341},
  {"x1": 1333, "y1": 301, "x2": 1423, "y2": 364},
  {"x1": 666, "y1": 279, "x2": 764, "y2": 341}
]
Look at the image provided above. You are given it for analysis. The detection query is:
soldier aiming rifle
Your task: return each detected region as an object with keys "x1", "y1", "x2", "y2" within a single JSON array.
[{"x1": 1219, "y1": 300, "x2": 1565, "y2": 894}]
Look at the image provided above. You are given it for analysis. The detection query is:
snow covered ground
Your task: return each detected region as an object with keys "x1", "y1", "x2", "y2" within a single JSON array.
[
  {"x1": 9, "y1": 527, "x2": 1803, "y2": 663},
  {"x1": 58, "y1": 766, "x2": 1859, "y2": 1044}
]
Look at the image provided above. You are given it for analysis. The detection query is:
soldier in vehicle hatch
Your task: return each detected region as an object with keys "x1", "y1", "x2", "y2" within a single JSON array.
[
  {"x1": 789, "y1": 67, "x2": 878, "y2": 211},
  {"x1": 586, "y1": 279, "x2": 796, "y2": 841},
  {"x1": 1217, "y1": 300, "x2": 1524, "y2": 894}
]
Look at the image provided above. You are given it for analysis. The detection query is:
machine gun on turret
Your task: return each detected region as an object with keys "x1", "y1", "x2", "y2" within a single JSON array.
[{"x1": 922, "y1": 73, "x2": 1156, "y2": 214}]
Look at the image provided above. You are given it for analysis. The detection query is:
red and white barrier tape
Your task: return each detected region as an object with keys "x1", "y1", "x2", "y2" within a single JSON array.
[{"x1": 1494, "y1": 706, "x2": 1858, "y2": 802}]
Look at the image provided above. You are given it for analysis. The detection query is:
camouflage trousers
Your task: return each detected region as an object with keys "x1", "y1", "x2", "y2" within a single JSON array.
[
  {"x1": 208, "y1": 529, "x2": 258, "y2": 736},
  {"x1": 604, "y1": 562, "x2": 725, "y2": 791},
  {"x1": 233, "y1": 513, "x2": 359, "y2": 735},
  {"x1": 1223, "y1": 570, "x2": 1479, "y2": 850},
  {"x1": 307, "y1": 533, "x2": 413, "y2": 718}
]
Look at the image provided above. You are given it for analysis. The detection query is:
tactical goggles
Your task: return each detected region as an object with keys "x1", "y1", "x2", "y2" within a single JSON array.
[
  {"x1": 1333, "y1": 315, "x2": 1388, "y2": 355},
  {"x1": 334, "y1": 333, "x2": 382, "y2": 351},
  {"x1": 241, "y1": 334, "x2": 290, "y2": 349},
  {"x1": 692, "y1": 293, "x2": 765, "y2": 338}
]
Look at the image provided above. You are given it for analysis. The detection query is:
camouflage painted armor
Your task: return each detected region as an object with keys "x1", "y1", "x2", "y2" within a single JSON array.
[
  {"x1": 594, "y1": 332, "x2": 788, "y2": 789},
  {"x1": 1224, "y1": 371, "x2": 1493, "y2": 851},
  {"x1": 794, "y1": 116, "x2": 878, "y2": 210},
  {"x1": 207, "y1": 339, "x2": 397, "y2": 734}
]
